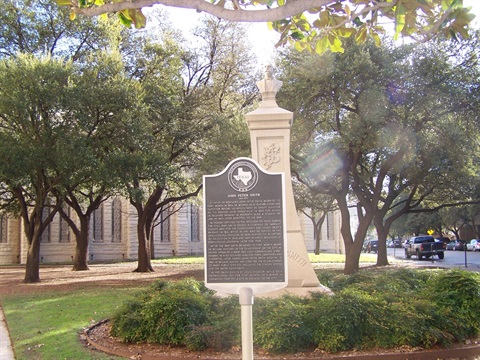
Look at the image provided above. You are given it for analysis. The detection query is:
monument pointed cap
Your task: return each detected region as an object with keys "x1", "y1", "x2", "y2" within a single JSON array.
[{"x1": 256, "y1": 64, "x2": 283, "y2": 106}]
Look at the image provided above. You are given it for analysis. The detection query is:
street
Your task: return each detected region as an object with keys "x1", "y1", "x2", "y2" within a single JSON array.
[{"x1": 387, "y1": 247, "x2": 480, "y2": 271}]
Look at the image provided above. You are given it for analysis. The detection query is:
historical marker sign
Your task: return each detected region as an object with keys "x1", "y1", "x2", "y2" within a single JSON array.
[{"x1": 203, "y1": 157, "x2": 287, "y2": 295}]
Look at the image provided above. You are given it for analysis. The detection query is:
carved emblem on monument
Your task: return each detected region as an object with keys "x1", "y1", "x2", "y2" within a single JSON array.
[{"x1": 262, "y1": 143, "x2": 281, "y2": 169}]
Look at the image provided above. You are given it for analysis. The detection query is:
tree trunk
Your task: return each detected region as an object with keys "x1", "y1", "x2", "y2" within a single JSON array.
[
  {"x1": 376, "y1": 233, "x2": 389, "y2": 266},
  {"x1": 135, "y1": 217, "x2": 154, "y2": 272},
  {"x1": 343, "y1": 242, "x2": 363, "y2": 274},
  {"x1": 150, "y1": 224, "x2": 156, "y2": 260},
  {"x1": 373, "y1": 213, "x2": 390, "y2": 266},
  {"x1": 341, "y1": 203, "x2": 373, "y2": 275},
  {"x1": 314, "y1": 213, "x2": 326, "y2": 255},
  {"x1": 24, "y1": 236, "x2": 41, "y2": 283},
  {"x1": 72, "y1": 217, "x2": 90, "y2": 271}
]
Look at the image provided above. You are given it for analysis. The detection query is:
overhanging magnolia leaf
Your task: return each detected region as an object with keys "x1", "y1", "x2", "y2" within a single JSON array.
[
  {"x1": 441, "y1": 0, "x2": 463, "y2": 11},
  {"x1": 328, "y1": 35, "x2": 344, "y2": 52},
  {"x1": 371, "y1": 31, "x2": 381, "y2": 46},
  {"x1": 453, "y1": 8, "x2": 477, "y2": 25},
  {"x1": 128, "y1": 8, "x2": 147, "y2": 28},
  {"x1": 294, "y1": 40, "x2": 306, "y2": 51},
  {"x1": 315, "y1": 36, "x2": 328, "y2": 54},
  {"x1": 416, "y1": 0, "x2": 433, "y2": 16},
  {"x1": 118, "y1": 11, "x2": 132, "y2": 27},
  {"x1": 291, "y1": 30, "x2": 305, "y2": 40},
  {"x1": 455, "y1": 26, "x2": 469, "y2": 39},
  {"x1": 394, "y1": 2, "x2": 406, "y2": 40},
  {"x1": 353, "y1": 17, "x2": 364, "y2": 27},
  {"x1": 448, "y1": 28, "x2": 458, "y2": 41},
  {"x1": 295, "y1": 18, "x2": 311, "y2": 32},
  {"x1": 345, "y1": 4, "x2": 351, "y2": 18},
  {"x1": 355, "y1": 26, "x2": 367, "y2": 43},
  {"x1": 338, "y1": 27, "x2": 355, "y2": 37},
  {"x1": 55, "y1": 0, "x2": 72, "y2": 6}
]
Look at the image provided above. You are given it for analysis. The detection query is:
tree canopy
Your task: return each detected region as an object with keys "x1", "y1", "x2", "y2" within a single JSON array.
[
  {"x1": 56, "y1": 0, "x2": 476, "y2": 54},
  {"x1": 0, "y1": 1, "x2": 255, "y2": 279},
  {"x1": 278, "y1": 32, "x2": 480, "y2": 273},
  {"x1": 0, "y1": 55, "x2": 74, "y2": 282},
  {"x1": 0, "y1": 0, "x2": 121, "y2": 61}
]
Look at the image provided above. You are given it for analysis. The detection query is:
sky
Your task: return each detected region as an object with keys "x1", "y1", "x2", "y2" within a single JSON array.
[{"x1": 157, "y1": 1, "x2": 480, "y2": 67}]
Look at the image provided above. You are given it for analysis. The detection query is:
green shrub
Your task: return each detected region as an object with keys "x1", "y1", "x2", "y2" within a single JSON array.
[
  {"x1": 141, "y1": 287, "x2": 211, "y2": 344},
  {"x1": 111, "y1": 278, "x2": 217, "y2": 345},
  {"x1": 185, "y1": 295, "x2": 240, "y2": 351},
  {"x1": 309, "y1": 288, "x2": 390, "y2": 352},
  {"x1": 110, "y1": 269, "x2": 480, "y2": 355},
  {"x1": 110, "y1": 299, "x2": 148, "y2": 342},
  {"x1": 425, "y1": 270, "x2": 480, "y2": 340},
  {"x1": 253, "y1": 295, "x2": 313, "y2": 353}
]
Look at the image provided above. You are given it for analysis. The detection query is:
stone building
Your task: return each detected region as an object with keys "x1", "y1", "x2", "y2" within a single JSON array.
[{"x1": 0, "y1": 197, "x2": 344, "y2": 266}]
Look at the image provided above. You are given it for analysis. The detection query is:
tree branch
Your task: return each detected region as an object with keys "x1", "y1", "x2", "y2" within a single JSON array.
[{"x1": 73, "y1": 0, "x2": 332, "y2": 22}]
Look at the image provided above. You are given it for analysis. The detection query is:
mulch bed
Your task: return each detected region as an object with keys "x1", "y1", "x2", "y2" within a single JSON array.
[{"x1": 83, "y1": 318, "x2": 480, "y2": 360}]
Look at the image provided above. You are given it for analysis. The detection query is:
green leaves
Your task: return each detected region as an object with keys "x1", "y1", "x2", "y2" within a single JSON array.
[
  {"x1": 271, "y1": 0, "x2": 474, "y2": 55},
  {"x1": 54, "y1": 0, "x2": 475, "y2": 55},
  {"x1": 118, "y1": 9, "x2": 146, "y2": 29}
]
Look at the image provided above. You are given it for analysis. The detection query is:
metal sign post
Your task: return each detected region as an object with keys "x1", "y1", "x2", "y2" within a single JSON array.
[{"x1": 239, "y1": 287, "x2": 254, "y2": 360}]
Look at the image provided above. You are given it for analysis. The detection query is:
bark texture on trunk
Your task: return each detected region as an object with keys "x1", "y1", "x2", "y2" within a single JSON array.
[
  {"x1": 72, "y1": 218, "x2": 90, "y2": 271},
  {"x1": 24, "y1": 237, "x2": 41, "y2": 283},
  {"x1": 134, "y1": 221, "x2": 154, "y2": 272}
]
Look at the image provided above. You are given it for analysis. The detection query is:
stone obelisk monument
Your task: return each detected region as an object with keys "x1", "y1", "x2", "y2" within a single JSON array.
[{"x1": 245, "y1": 65, "x2": 329, "y2": 295}]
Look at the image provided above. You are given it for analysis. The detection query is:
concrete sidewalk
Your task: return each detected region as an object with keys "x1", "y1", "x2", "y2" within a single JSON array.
[{"x1": 0, "y1": 305, "x2": 15, "y2": 360}]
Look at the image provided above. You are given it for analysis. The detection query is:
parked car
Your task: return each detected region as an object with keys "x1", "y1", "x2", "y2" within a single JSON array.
[
  {"x1": 466, "y1": 239, "x2": 480, "y2": 252},
  {"x1": 446, "y1": 241, "x2": 456, "y2": 250},
  {"x1": 435, "y1": 237, "x2": 451, "y2": 246},
  {"x1": 387, "y1": 239, "x2": 402, "y2": 248},
  {"x1": 404, "y1": 235, "x2": 445, "y2": 260},
  {"x1": 363, "y1": 240, "x2": 379, "y2": 253},
  {"x1": 450, "y1": 240, "x2": 467, "y2": 251}
]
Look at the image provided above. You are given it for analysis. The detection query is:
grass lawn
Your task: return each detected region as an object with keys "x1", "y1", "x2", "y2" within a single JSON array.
[
  {"x1": 309, "y1": 253, "x2": 380, "y2": 263},
  {"x1": 2, "y1": 285, "x2": 139, "y2": 360}
]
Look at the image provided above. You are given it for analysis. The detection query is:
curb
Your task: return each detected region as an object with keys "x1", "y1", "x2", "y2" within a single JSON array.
[{"x1": 0, "y1": 305, "x2": 15, "y2": 360}]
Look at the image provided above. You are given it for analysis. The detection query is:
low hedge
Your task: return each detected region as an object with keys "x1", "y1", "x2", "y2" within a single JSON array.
[{"x1": 110, "y1": 269, "x2": 480, "y2": 354}]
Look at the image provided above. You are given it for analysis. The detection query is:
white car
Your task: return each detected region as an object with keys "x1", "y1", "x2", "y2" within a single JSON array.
[{"x1": 466, "y1": 239, "x2": 480, "y2": 252}]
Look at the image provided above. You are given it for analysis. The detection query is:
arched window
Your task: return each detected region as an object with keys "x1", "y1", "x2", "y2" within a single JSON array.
[
  {"x1": 59, "y1": 206, "x2": 70, "y2": 243},
  {"x1": 160, "y1": 209, "x2": 171, "y2": 243},
  {"x1": 327, "y1": 212, "x2": 334, "y2": 241},
  {"x1": 111, "y1": 198, "x2": 122, "y2": 243},
  {"x1": 0, "y1": 215, "x2": 7, "y2": 243},
  {"x1": 189, "y1": 204, "x2": 200, "y2": 242},
  {"x1": 93, "y1": 205, "x2": 104, "y2": 242},
  {"x1": 41, "y1": 208, "x2": 51, "y2": 243}
]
